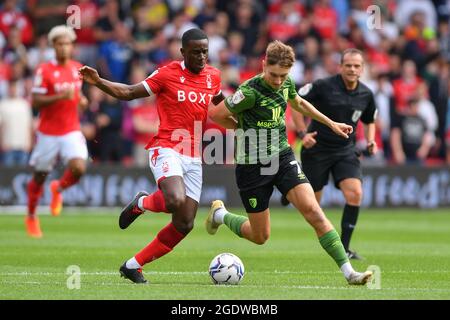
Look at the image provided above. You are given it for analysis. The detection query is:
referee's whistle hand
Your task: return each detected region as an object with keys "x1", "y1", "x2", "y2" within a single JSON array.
[{"x1": 332, "y1": 122, "x2": 353, "y2": 139}]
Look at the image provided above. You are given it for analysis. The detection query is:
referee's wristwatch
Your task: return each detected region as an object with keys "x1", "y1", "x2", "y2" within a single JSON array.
[
  {"x1": 297, "y1": 130, "x2": 307, "y2": 139},
  {"x1": 367, "y1": 140, "x2": 376, "y2": 151}
]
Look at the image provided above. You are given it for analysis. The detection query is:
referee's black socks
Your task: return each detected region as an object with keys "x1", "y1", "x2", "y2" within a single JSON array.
[{"x1": 340, "y1": 204, "x2": 360, "y2": 251}]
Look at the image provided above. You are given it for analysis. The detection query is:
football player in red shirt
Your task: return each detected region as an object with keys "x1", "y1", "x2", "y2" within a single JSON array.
[
  {"x1": 79, "y1": 28, "x2": 224, "y2": 283},
  {"x1": 26, "y1": 25, "x2": 89, "y2": 238}
]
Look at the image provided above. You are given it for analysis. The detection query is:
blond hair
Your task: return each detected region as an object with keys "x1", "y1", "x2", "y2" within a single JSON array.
[
  {"x1": 265, "y1": 40, "x2": 295, "y2": 68},
  {"x1": 48, "y1": 25, "x2": 77, "y2": 44}
]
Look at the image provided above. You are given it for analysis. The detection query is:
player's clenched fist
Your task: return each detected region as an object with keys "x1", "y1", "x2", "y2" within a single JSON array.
[{"x1": 79, "y1": 66, "x2": 100, "y2": 85}]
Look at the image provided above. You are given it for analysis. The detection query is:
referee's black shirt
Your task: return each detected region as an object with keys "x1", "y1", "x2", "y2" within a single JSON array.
[{"x1": 298, "y1": 74, "x2": 377, "y2": 151}]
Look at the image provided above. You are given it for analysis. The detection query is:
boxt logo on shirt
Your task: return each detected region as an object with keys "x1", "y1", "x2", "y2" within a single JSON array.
[{"x1": 177, "y1": 90, "x2": 214, "y2": 104}]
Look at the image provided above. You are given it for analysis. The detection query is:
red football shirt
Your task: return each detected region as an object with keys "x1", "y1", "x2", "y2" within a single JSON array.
[
  {"x1": 142, "y1": 61, "x2": 221, "y2": 158},
  {"x1": 392, "y1": 76, "x2": 423, "y2": 113},
  {"x1": 32, "y1": 60, "x2": 83, "y2": 135}
]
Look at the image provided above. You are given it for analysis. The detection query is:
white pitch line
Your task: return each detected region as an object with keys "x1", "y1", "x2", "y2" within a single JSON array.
[
  {"x1": 1, "y1": 270, "x2": 450, "y2": 276},
  {"x1": 1, "y1": 280, "x2": 449, "y2": 293}
]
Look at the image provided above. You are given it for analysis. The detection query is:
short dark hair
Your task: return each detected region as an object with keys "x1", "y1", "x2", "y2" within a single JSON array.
[
  {"x1": 340, "y1": 48, "x2": 364, "y2": 64},
  {"x1": 181, "y1": 28, "x2": 208, "y2": 48}
]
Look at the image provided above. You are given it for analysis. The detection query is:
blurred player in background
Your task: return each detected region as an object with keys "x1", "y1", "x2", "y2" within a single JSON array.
[
  {"x1": 79, "y1": 28, "x2": 224, "y2": 284},
  {"x1": 206, "y1": 41, "x2": 372, "y2": 285},
  {"x1": 26, "y1": 25, "x2": 88, "y2": 238}
]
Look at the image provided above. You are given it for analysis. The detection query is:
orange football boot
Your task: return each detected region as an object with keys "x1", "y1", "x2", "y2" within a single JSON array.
[
  {"x1": 50, "y1": 180, "x2": 63, "y2": 216},
  {"x1": 25, "y1": 216, "x2": 43, "y2": 238}
]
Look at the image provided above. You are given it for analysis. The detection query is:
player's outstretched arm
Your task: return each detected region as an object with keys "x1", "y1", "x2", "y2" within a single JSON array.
[
  {"x1": 79, "y1": 66, "x2": 149, "y2": 101},
  {"x1": 290, "y1": 95, "x2": 353, "y2": 139},
  {"x1": 208, "y1": 100, "x2": 238, "y2": 129}
]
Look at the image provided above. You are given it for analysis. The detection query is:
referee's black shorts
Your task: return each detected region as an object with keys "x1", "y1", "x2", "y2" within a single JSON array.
[
  {"x1": 300, "y1": 146, "x2": 362, "y2": 192},
  {"x1": 235, "y1": 149, "x2": 309, "y2": 213}
]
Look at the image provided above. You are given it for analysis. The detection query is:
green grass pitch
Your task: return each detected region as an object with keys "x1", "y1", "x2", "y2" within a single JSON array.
[{"x1": 1, "y1": 208, "x2": 449, "y2": 300}]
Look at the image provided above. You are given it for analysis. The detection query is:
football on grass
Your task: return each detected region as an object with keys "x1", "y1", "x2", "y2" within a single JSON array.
[{"x1": 209, "y1": 253, "x2": 244, "y2": 285}]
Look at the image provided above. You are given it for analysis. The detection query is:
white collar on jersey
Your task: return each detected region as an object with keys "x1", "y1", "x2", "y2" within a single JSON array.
[{"x1": 181, "y1": 60, "x2": 186, "y2": 70}]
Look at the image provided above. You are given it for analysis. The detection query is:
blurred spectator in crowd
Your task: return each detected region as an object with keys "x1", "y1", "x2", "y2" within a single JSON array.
[
  {"x1": 392, "y1": 60, "x2": 424, "y2": 114},
  {"x1": 139, "y1": 0, "x2": 169, "y2": 32},
  {"x1": 131, "y1": 95, "x2": 159, "y2": 167},
  {"x1": 95, "y1": 93, "x2": 124, "y2": 163},
  {"x1": 0, "y1": 0, "x2": 447, "y2": 167},
  {"x1": 94, "y1": 0, "x2": 126, "y2": 43},
  {"x1": 311, "y1": 0, "x2": 338, "y2": 40},
  {"x1": 131, "y1": 8, "x2": 161, "y2": 65},
  {"x1": 193, "y1": 0, "x2": 218, "y2": 28},
  {"x1": 366, "y1": 71, "x2": 394, "y2": 159},
  {"x1": 416, "y1": 82, "x2": 439, "y2": 143},
  {"x1": 226, "y1": 31, "x2": 246, "y2": 69},
  {"x1": 446, "y1": 100, "x2": 450, "y2": 164},
  {"x1": 157, "y1": 37, "x2": 182, "y2": 68},
  {"x1": 390, "y1": 97, "x2": 433, "y2": 164},
  {"x1": 438, "y1": 19, "x2": 450, "y2": 62},
  {"x1": 214, "y1": 11, "x2": 229, "y2": 38},
  {"x1": 73, "y1": 0, "x2": 99, "y2": 66},
  {"x1": 3, "y1": 25, "x2": 28, "y2": 66},
  {"x1": 0, "y1": 60, "x2": 27, "y2": 99},
  {"x1": 80, "y1": 85, "x2": 102, "y2": 161},
  {"x1": 395, "y1": 0, "x2": 437, "y2": 30},
  {"x1": 27, "y1": 34, "x2": 55, "y2": 71},
  {"x1": 0, "y1": 0, "x2": 33, "y2": 46},
  {"x1": 267, "y1": 0, "x2": 304, "y2": 42},
  {"x1": 239, "y1": 53, "x2": 261, "y2": 83},
  {"x1": 27, "y1": 0, "x2": 70, "y2": 37},
  {"x1": 163, "y1": 9, "x2": 198, "y2": 40},
  {"x1": 97, "y1": 23, "x2": 133, "y2": 83},
  {"x1": 401, "y1": 10, "x2": 440, "y2": 73},
  {"x1": 0, "y1": 79, "x2": 32, "y2": 166},
  {"x1": 203, "y1": 20, "x2": 226, "y2": 65},
  {"x1": 229, "y1": 0, "x2": 264, "y2": 56},
  {"x1": 124, "y1": 65, "x2": 159, "y2": 167},
  {"x1": 215, "y1": 48, "x2": 240, "y2": 90}
]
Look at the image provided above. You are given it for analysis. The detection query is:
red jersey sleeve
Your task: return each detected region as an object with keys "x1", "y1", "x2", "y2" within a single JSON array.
[
  {"x1": 142, "y1": 66, "x2": 168, "y2": 95},
  {"x1": 31, "y1": 64, "x2": 50, "y2": 95}
]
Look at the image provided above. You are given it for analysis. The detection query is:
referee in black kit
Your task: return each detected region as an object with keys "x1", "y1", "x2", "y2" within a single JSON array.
[{"x1": 284, "y1": 48, "x2": 378, "y2": 260}]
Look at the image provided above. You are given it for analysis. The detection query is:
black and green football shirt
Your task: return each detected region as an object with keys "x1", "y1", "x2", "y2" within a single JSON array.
[{"x1": 224, "y1": 74, "x2": 298, "y2": 164}]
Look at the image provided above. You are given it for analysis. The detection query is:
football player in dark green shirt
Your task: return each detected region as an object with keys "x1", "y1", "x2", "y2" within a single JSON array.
[{"x1": 205, "y1": 41, "x2": 372, "y2": 285}]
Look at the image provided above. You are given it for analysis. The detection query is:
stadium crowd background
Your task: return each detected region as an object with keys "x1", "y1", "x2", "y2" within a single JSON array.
[{"x1": 0, "y1": 0, "x2": 449, "y2": 168}]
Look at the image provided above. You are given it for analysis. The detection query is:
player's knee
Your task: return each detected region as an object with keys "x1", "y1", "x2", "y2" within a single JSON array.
[
  {"x1": 344, "y1": 188, "x2": 363, "y2": 204},
  {"x1": 70, "y1": 163, "x2": 87, "y2": 177},
  {"x1": 173, "y1": 219, "x2": 194, "y2": 235},
  {"x1": 165, "y1": 193, "x2": 185, "y2": 211},
  {"x1": 302, "y1": 205, "x2": 327, "y2": 225},
  {"x1": 253, "y1": 232, "x2": 270, "y2": 245}
]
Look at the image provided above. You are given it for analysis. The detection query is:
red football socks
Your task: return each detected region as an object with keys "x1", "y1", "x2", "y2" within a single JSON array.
[
  {"x1": 135, "y1": 223, "x2": 185, "y2": 266},
  {"x1": 27, "y1": 179, "x2": 44, "y2": 216},
  {"x1": 59, "y1": 169, "x2": 80, "y2": 190},
  {"x1": 142, "y1": 190, "x2": 169, "y2": 213}
]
